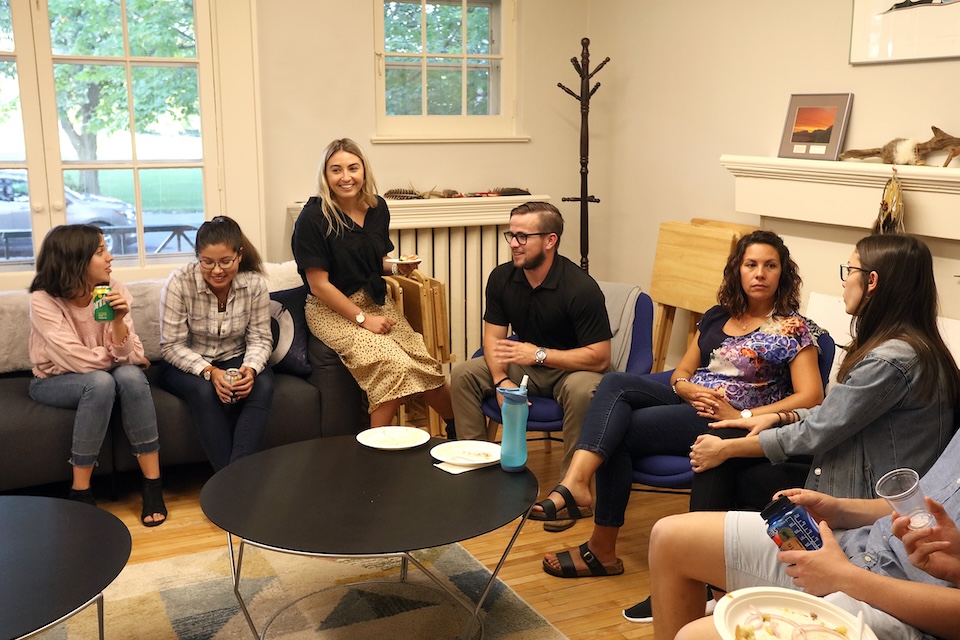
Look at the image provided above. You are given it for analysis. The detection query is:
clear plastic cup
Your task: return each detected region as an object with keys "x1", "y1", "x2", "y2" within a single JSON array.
[{"x1": 875, "y1": 468, "x2": 932, "y2": 530}]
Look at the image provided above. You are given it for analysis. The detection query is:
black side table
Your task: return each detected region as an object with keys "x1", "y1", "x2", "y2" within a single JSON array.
[
  {"x1": 201, "y1": 436, "x2": 538, "y2": 639},
  {"x1": 0, "y1": 496, "x2": 131, "y2": 640}
]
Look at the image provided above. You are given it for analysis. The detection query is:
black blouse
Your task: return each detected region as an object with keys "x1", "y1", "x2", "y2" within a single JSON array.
[{"x1": 291, "y1": 195, "x2": 395, "y2": 305}]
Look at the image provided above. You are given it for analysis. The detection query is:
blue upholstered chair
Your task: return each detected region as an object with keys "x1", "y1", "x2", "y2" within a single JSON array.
[
  {"x1": 476, "y1": 289, "x2": 655, "y2": 449},
  {"x1": 630, "y1": 331, "x2": 836, "y2": 492}
]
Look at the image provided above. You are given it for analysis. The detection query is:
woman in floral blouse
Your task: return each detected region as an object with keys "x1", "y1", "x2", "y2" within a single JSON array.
[{"x1": 535, "y1": 230, "x2": 825, "y2": 579}]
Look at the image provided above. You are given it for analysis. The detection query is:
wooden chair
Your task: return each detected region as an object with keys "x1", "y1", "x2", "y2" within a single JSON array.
[
  {"x1": 387, "y1": 271, "x2": 454, "y2": 436},
  {"x1": 649, "y1": 221, "x2": 745, "y2": 372}
]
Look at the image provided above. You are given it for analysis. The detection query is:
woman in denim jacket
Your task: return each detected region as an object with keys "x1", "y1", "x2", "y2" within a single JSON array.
[{"x1": 692, "y1": 233, "x2": 960, "y2": 499}]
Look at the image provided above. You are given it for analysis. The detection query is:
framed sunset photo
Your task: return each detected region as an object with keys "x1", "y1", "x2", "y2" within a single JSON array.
[{"x1": 778, "y1": 93, "x2": 854, "y2": 161}]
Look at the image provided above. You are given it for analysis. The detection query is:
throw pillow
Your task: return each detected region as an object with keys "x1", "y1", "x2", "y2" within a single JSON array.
[{"x1": 269, "y1": 286, "x2": 312, "y2": 376}]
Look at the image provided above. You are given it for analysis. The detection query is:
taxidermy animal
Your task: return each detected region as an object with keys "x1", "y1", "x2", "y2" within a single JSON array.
[{"x1": 840, "y1": 126, "x2": 960, "y2": 167}]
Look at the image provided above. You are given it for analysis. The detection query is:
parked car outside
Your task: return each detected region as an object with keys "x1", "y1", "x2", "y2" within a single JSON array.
[{"x1": 0, "y1": 169, "x2": 137, "y2": 259}]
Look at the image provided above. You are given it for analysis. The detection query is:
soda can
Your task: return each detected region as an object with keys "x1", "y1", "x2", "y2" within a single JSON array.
[
  {"x1": 223, "y1": 367, "x2": 242, "y2": 404},
  {"x1": 92, "y1": 285, "x2": 114, "y2": 322}
]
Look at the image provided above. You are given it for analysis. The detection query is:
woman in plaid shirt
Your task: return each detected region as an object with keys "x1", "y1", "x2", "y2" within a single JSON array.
[{"x1": 158, "y1": 216, "x2": 275, "y2": 471}]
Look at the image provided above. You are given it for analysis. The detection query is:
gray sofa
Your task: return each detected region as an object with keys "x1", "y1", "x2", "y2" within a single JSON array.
[{"x1": 0, "y1": 262, "x2": 368, "y2": 493}]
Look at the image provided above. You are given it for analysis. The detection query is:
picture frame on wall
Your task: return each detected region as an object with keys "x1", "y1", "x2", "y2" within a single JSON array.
[
  {"x1": 850, "y1": 0, "x2": 960, "y2": 64},
  {"x1": 778, "y1": 93, "x2": 853, "y2": 161}
]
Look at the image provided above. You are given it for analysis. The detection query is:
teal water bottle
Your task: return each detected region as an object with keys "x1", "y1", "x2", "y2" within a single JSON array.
[{"x1": 498, "y1": 382, "x2": 528, "y2": 472}]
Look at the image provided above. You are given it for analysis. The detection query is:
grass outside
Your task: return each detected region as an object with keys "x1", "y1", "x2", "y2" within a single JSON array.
[{"x1": 66, "y1": 167, "x2": 204, "y2": 213}]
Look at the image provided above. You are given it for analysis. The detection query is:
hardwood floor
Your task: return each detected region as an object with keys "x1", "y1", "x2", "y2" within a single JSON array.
[{"x1": 93, "y1": 440, "x2": 689, "y2": 640}]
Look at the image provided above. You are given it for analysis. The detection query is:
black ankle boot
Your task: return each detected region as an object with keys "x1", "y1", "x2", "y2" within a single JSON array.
[{"x1": 68, "y1": 487, "x2": 97, "y2": 506}]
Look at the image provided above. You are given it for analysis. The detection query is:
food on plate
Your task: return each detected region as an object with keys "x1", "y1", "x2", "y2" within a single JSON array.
[
  {"x1": 400, "y1": 253, "x2": 419, "y2": 261},
  {"x1": 730, "y1": 602, "x2": 851, "y2": 639}
]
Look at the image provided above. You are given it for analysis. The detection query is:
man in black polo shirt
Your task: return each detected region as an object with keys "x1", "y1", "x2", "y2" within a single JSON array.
[{"x1": 451, "y1": 201, "x2": 612, "y2": 532}]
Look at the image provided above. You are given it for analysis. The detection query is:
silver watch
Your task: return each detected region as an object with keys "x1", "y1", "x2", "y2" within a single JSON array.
[
  {"x1": 740, "y1": 409, "x2": 753, "y2": 419},
  {"x1": 535, "y1": 347, "x2": 547, "y2": 365},
  {"x1": 355, "y1": 311, "x2": 365, "y2": 325}
]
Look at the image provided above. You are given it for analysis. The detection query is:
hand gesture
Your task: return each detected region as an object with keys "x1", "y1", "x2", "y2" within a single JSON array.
[
  {"x1": 892, "y1": 498, "x2": 960, "y2": 586},
  {"x1": 775, "y1": 489, "x2": 843, "y2": 528},
  {"x1": 491, "y1": 339, "x2": 537, "y2": 366},
  {"x1": 709, "y1": 412, "x2": 780, "y2": 436},
  {"x1": 780, "y1": 522, "x2": 858, "y2": 596},
  {"x1": 396, "y1": 262, "x2": 418, "y2": 276},
  {"x1": 689, "y1": 433, "x2": 727, "y2": 472},
  {"x1": 105, "y1": 290, "x2": 130, "y2": 321},
  {"x1": 362, "y1": 314, "x2": 396, "y2": 335},
  {"x1": 691, "y1": 391, "x2": 739, "y2": 420},
  {"x1": 210, "y1": 368, "x2": 234, "y2": 403},
  {"x1": 230, "y1": 366, "x2": 256, "y2": 400}
]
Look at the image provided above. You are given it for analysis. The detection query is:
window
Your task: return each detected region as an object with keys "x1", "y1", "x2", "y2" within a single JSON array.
[
  {"x1": 0, "y1": 0, "x2": 218, "y2": 271},
  {"x1": 374, "y1": 0, "x2": 520, "y2": 142}
]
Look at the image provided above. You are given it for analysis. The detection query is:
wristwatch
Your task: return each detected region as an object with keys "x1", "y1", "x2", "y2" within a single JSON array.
[
  {"x1": 740, "y1": 409, "x2": 753, "y2": 419},
  {"x1": 201, "y1": 366, "x2": 214, "y2": 381},
  {"x1": 355, "y1": 311, "x2": 365, "y2": 325},
  {"x1": 535, "y1": 347, "x2": 547, "y2": 365}
]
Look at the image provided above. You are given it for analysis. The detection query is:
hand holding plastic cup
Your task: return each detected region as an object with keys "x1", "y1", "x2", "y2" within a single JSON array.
[{"x1": 875, "y1": 468, "x2": 933, "y2": 530}]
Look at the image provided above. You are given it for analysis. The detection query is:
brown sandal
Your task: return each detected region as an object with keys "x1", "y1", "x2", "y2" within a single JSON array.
[{"x1": 529, "y1": 484, "x2": 593, "y2": 521}]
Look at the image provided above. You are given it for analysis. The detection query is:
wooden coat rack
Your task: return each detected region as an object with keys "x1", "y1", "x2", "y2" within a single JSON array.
[{"x1": 559, "y1": 38, "x2": 609, "y2": 273}]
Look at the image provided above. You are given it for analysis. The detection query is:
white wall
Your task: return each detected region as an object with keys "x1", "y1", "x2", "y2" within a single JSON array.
[
  {"x1": 256, "y1": 0, "x2": 593, "y2": 266},
  {"x1": 256, "y1": 0, "x2": 960, "y2": 361}
]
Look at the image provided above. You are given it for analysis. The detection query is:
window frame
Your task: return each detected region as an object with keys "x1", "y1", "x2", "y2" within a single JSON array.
[{"x1": 372, "y1": 0, "x2": 524, "y2": 143}]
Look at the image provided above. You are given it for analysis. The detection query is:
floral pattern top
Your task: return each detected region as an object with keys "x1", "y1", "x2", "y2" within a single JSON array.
[{"x1": 690, "y1": 305, "x2": 818, "y2": 411}]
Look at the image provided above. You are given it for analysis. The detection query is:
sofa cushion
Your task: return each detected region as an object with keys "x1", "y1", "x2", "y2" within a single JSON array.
[
  {"x1": 269, "y1": 286, "x2": 312, "y2": 376},
  {"x1": 0, "y1": 289, "x2": 32, "y2": 374}
]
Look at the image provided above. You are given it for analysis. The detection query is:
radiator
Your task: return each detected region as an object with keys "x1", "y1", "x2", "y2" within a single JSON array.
[{"x1": 289, "y1": 195, "x2": 550, "y2": 369}]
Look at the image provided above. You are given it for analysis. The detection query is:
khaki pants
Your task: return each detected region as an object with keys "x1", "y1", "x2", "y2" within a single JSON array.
[{"x1": 450, "y1": 356, "x2": 604, "y2": 475}]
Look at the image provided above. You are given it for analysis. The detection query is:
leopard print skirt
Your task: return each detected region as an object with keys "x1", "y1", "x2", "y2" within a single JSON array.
[{"x1": 304, "y1": 291, "x2": 445, "y2": 413}]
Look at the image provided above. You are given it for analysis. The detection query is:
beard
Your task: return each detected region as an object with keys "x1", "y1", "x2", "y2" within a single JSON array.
[{"x1": 514, "y1": 247, "x2": 546, "y2": 271}]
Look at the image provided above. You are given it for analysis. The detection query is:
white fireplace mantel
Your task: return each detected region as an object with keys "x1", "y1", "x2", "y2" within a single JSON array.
[{"x1": 720, "y1": 155, "x2": 960, "y2": 242}]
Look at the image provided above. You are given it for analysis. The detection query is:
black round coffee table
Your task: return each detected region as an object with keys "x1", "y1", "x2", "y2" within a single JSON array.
[
  {"x1": 200, "y1": 435, "x2": 539, "y2": 639},
  {"x1": 0, "y1": 496, "x2": 131, "y2": 640}
]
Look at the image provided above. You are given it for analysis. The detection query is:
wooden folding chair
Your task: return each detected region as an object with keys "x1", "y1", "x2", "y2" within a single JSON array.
[{"x1": 649, "y1": 221, "x2": 739, "y2": 372}]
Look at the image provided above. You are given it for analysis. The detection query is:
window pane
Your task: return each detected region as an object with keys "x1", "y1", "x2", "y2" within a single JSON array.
[
  {"x1": 55, "y1": 63, "x2": 131, "y2": 161},
  {"x1": 384, "y1": 1, "x2": 422, "y2": 54},
  {"x1": 131, "y1": 65, "x2": 202, "y2": 161},
  {"x1": 385, "y1": 56, "x2": 422, "y2": 115},
  {"x1": 426, "y1": 2, "x2": 462, "y2": 54},
  {"x1": 127, "y1": 0, "x2": 196, "y2": 58},
  {"x1": 426, "y1": 57, "x2": 461, "y2": 115},
  {"x1": 0, "y1": 168, "x2": 34, "y2": 262},
  {"x1": 141, "y1": 168, "x2": 202, "y2": 256},
  {"x1": 466, "y1": 3, "x2": 492, "y2": 55},
  {"x1": 62, "y1": 169, "x2": 137, "y2": 256},
  {"x1": 0, "y1": 0, "x2": 13, "y2": 51},
  {"x1": 0, "y1": 61, "x2": 26, "y2": 160},
  {"x1": 48, "y1": 0, "x2": 123, "y2": 57},
  {"x1": 467, "y1": 59, "x2": 495, "y2": 116}
]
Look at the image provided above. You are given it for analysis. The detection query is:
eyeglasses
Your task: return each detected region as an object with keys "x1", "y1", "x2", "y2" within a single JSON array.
[
  {"x1": 503, "y1": 231, "x2": 551, "y2": 245},
  {"x1": 839, "y1": 264, "x2": 872, "y2": 282},
  {"x1": 199, "y1": 255, "x2": 240, "y2": 270}
]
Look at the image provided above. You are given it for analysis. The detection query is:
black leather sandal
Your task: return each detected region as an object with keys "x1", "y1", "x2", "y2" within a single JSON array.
[
  {"x1": 141, "y1": 477, "x2": 167, "y2": 527},
  {"x1": 529, "y1": 484, "x2": 594, "y2": 521}
]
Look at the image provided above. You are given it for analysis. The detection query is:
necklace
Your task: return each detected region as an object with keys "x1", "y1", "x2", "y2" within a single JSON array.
[
  {"x1": 738, "y1": 308, "x2": 774, "y2": 330},
  {"x1": 217, "y1": 299, "x2": 227, "y2": 312}
]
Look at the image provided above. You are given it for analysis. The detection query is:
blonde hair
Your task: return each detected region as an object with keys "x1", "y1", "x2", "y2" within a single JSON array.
[{"x1": 316, "y1": 138, "x2": 379, "y2": 236}]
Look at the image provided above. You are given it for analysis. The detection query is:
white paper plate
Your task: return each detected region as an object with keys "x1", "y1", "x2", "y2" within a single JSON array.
[
  {"x1": 356, "y1": 426, "x2": 430, "y2": 450},
  {"x1": 430, "y1": 441, "x2": 501, "y2": 466},
  {"x1": 713, "y1": 587, "x2": 877, "y2": 640},
  {"x1": 385, "y1": 257, "x2": 422, "y2": 264}
]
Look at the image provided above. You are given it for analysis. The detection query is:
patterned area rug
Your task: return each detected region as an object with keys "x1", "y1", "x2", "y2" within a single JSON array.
[{"x1": 56, "y1": 544, "x2": 566, "y2": 639}]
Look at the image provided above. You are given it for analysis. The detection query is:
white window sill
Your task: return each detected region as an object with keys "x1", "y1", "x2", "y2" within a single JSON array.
[{"x1": 370, "y1": 134, "x2": 531, "y2": 145}]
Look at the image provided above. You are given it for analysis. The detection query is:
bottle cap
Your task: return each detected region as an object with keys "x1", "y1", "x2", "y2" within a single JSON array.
[{"x1": 760, "y1": 494, "x2": 793, "y2": 521}]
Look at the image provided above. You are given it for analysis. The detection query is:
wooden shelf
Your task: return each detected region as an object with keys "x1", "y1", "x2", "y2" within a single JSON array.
[{"x1": 720, "y1": 155, "x2": 960, "y2": 241}]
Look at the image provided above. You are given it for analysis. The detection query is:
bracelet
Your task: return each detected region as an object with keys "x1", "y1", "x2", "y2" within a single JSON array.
[
  {"x1": 494, "y1": 376, "x2": 511, "y2": 387},
  {"x1": 672, "y1": 377, "x2": 689, "y2": 395},
  {"x1": 775, "y1": 411, "x2": 785, "y2": 427},
  {"x1": 391, "y1": 263, "x2": 399, "y2": 275}
]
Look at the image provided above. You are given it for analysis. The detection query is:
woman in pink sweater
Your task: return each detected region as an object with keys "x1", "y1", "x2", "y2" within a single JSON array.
[{"x1": 28, "y1": 224, "x2": 166, "y2": 526}]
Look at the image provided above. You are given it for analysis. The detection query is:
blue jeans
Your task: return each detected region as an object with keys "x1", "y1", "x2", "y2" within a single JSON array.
[
  {"x1": 576, "y1": 372, "x2": 713, "y2": 528},
  {"x1": 29, "y1": 365, "x2": 160, "y2": 467},
  {"x1": 159, "y1": 356, "x2": 275, "y2": 471}
]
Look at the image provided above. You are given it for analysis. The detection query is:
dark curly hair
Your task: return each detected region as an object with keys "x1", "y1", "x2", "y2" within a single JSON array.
[
  {"x1": 29, "y1": 224, "x2": 104, "y2": 300},
  {"x1": 716, "y1": 230, "x2": 801, "y2": 318}
]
